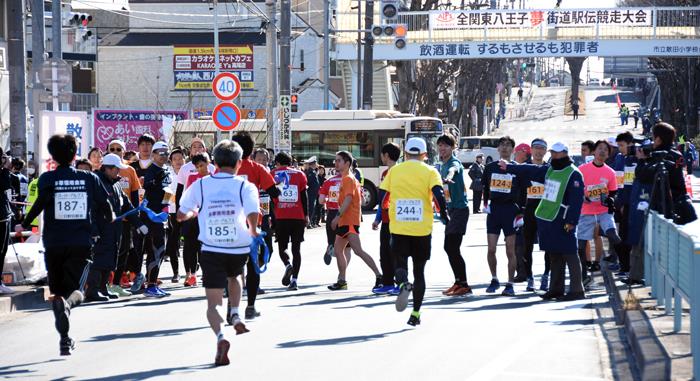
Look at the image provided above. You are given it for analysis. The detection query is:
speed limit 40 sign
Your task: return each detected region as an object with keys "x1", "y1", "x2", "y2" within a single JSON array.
[{"x1": 212, "y1": 72, "x2": 241, "y2": 101}]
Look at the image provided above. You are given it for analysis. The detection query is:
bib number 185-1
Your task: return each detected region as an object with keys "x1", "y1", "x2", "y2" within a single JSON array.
[
  {"x1": 206, "y1": 217, "x2": 238, "y2": 245},
  {"x1": 55, "y1": 192, "x2": 87, "y2": 220}
]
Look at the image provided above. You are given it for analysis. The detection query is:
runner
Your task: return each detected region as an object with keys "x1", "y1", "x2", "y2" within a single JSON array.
[
  {"x1": 577, "y1": 140, "x2": 621, "y2": 287},
  {"x1": 482, "y1": 136, "x2": 524, "y2": 296},
  {"x1": 17, "y1": 134, "x2": 114, "y2": 355},
  {"x1": 371, "y1": 142, "x2": 401, "y2": 295},
  {"x1": 231, "y1": 132, "x2": 280, "y2": 319},
  {"x1": 380, "y1": 137, "x2": 448, "y2": 326},
  {"x1": 437, "y1": 134, "x2": 472, "y2": 296},
  {"x1": 271, "y1": 152, "x2": 308, "y2": 291},
  {"x1": 327, "y1": 151, "x2": 382, "y2": 291},
  {"x1": 523, "y1": 138, "x2": 548, "y2": 291},
  {"x1": 319, "y1": 171, "x2": 343, "y2": 266},
  {"x1": 498, "y1": 142, "x2": 586, "y2": 301},
  {"x1": 177, "y1": 140, "x2": 259, "y2": 366},
  {"x1": 141, "y1": 142, "x2": 174, "y2": 297}
]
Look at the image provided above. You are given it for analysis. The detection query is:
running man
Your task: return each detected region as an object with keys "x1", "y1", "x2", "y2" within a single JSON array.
[
  {"x1": 380, "y1": 137, "x2": 448, "y2": 326},
  {"x1": 177, "y1": 140, "x2": 259, "y2": 367},
  {"x1": 482, "y1": 136, "x2": 525, "y2": 296},
  {"x1": 271, "y1": 152, "x2": 308, "y2": 291},
  {"x1": 18, "y1": 134, "x2": 114, "y2": 355},
  {"x1": 437, "y1": 134, "x2": 472, "y2": 296},
  {"x1": 327, "y1": 151, "x2": 382, "y2": 291},
  {"x1": 319, "y1": 170, "x2": 344, "y2": 265}
]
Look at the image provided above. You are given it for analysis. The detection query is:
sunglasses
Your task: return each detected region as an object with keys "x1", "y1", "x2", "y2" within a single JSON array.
[
  {"x1": 156, "y1": 151, "x2": 169, "y2": 157},
  {"x1": 109, "y1": 147, "x2": 123, "y2": 153}
]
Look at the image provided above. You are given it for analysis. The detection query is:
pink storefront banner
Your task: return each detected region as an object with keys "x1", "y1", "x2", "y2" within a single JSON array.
[{"x1": 93, "y1": 110, "x2": 188, "y2": 151}]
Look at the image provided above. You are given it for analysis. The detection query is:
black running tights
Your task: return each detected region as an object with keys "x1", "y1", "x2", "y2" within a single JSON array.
[
  {"x1": 395, "y1": 256, "x2": 427, "y2": 312},
  {"x1": 279, "y1": 241, "x2": 302, "y2": 278},
  {"x1": 246, "y1": 259, "x2": 259, "y2": 306},
  {"x1": 444, "y1": 234, "x2": 467, "y2": 283}
]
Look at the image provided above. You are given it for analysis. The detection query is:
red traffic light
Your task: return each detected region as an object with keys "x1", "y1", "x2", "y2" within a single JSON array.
[{"x1": 290, "y1": 94, "x2": 298, "y2": 104}]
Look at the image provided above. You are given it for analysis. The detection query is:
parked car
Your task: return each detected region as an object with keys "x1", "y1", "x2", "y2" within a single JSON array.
[
  {"x1": 588, "y1": 78, "x2": 602, "y2": 86},
  {"x1": 548, "y1": 78, "x2": 560, "y2": 87},
  {"x1": 457, "y1": 137, "x2": 499, "y2": 166}
]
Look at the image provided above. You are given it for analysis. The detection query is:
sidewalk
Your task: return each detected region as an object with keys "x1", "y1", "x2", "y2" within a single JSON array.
[{"x1": 0, "y1": 284, "x2": 49, "y2": 315}]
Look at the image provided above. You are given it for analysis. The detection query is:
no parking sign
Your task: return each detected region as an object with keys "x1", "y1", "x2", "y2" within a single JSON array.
[
  {"x1": 212, "y1": 103, "x2": 242, "y2": 131},
  {"x1": 211, "y1": 72, "x2": 242, "y2": 131}
]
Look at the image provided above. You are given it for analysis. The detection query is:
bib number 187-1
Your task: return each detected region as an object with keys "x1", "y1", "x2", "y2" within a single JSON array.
[{"x1": 55, "y1": 192, "x2": 88, "y2": 220}]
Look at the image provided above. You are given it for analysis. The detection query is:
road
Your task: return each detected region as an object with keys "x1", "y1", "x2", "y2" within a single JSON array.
[{"x1": 0, "y1": 89, "x2": 641, "y2": 380}]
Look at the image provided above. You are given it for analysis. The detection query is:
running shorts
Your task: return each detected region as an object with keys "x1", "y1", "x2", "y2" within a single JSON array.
[
  {"x1": 391, "y1": 234, "x2": 432, "y2": 262},
  {"x1": 275, "y1": 219, "x2": 306, "y2": 246},
  {"x1": 336, "y1": 225, "x2": 360, "y2": 238},
  {"x1": 486, "y1": 203, "x2": 519, "y2": 237},
  {"x1": 576, "y1": 213, "x2": 616, "y2": 241},
  {"x1": 199, "y1": 251, "x2": 248, "y2": 289}
]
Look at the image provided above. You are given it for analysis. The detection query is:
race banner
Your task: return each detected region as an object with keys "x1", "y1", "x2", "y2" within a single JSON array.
[
  {"x1": 173, "y1": 45, "x2": 254, "y2": 91},
  {"x1": 429, "y1": 8, "x2": 652, "y2": 30},
  {"x1": 93, "y1": 110, "x2": 188, "y2": 150}
]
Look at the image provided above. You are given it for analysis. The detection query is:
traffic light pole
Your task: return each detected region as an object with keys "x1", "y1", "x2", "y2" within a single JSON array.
[
  {"x1": 8, "y1": 0, "x2": 28, "y2": 161},
  {"x1": 51, "y1": 0, "x2": 61, "y2": 111},
  {"x1": 266, "y1": 0, "x2": 279, "y2": 148},
  {"x1": 29, "y1": 0, "x2": 45, "y2": 164},
  {"x1": 361, "y1": 0, "x2": 374, "y2": 110},
  {"x1": 213, "y1": 0, "x2": 222, "y2": 143},
  {"x1": 323, "y1": 0, "x2": 330, "y2": 110},
  {"x1": 355, "y1": 0, "x2": 362, "y2": 109}
]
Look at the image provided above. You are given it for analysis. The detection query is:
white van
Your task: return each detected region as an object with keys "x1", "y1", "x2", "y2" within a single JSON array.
[{"x1": 456, "y1": 137, "x2": 499, "y2": 166}]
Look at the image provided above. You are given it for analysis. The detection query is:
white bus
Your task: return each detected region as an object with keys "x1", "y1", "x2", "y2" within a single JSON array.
[
  {"x1": 292, "y1": 110, "x2": 444, "y2": 210},
  {"x1": 172, "y1": 110, "x2": 445, "y2": 210}
]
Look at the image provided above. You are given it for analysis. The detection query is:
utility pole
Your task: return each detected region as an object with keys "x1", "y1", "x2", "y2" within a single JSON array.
[
  {"x1": 51, "y1": 0, "x2": 61, "y2": 111},
  {"x1": 8, "y1": 0, "x2": 28, "y2": 161},
  {"x1": 213, "y1": 0, "x2": 222, "y2": 143},
  {"x1": 30, "y1": 0, "x2": 45, "y2": 163},
  {"x1": 355, "y1": 0, "x2": 362, "y2": 109},
  {"x1": 323, "y1": 0, "x2": 330, "y2": 110},
  {"x1": 361, "y1": 0, "x2": 374, "y2": 109},
  {"x1": 279, "y1": 0, "x2": 291, "y2": 151},
  {"x1": 266, "y1": 0, "x2": 279, "y2": 147}
]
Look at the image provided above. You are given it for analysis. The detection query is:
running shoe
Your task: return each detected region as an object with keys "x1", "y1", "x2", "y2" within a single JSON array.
[
  {"x1": 171, "y1": 274, "x2": 180, "y2": 283},
  {"x1": 450, "y1": 285, "x2": 473, "y2": 296},
  {"x1": 184, "y1": 275, "x2": 197, "y2": 287},
  {"x1": 582, "y1": 275, "x2": 593, "y2": 288},
  {"x1": 287, "y1": 280, "x2": 298, "y2": 291},
  {"x1": 328, "y1": 281, "x2": 347, "y2": 291},
  {"x1": 144, "y1": 285, "x2": 161, "y2": 298},
  {"x1": 130, "y1": 273, "x2": 145, "y2": 293},
  {"x1": 407, "y1": 311, "x2": 421, "y2": 326},
  {"x1": 557, "y1": 292, "x2": 586, "y2": 301},
  {"x1": 485, "y1": 279, "x2": 501, "y2": 293},
  {"x1": 59, "y1": 337, "x2": 75, "y2": 356},
  {"x1": 215, "y1": 339, "x2": 230, "y2": 366},
  {"x1": 245, "y1": 306, "x2": 260, "y2": 320},
  {"x1": 540, "y1": 274, "x2": 549, "y2": 291},
  {"x1": 615, "y1": 271, "x2": 629, "y2": 278},
  {"x1": 442, "y1": 283, "x2": 460, "y2": 296},
  {"x1": 501, "y1": 284, "x2": 515, "y2": 296},
  {"x1": 540, "y1": 291, "x2": 564, "y2": 300},
  {"x1": 323, "y1": 245, "x2": 333, "y2": 265},
  {"x1": 608, "y1": 263, "x2": 621, "y2": 272},
  {"x1": 513, "y1": 274, "x2": 528, "y2": 283},
  {"x1": 84, "y1": 291, "x2": 109, "y2": 303},
  {"x1": 0, "y1": 284, "x2": 15, "y2": 294},
  {"x1": 155, "y1": 287, "x2": 170, "y2": 297},
  {"x1": 395, "y1": 282, "x2": 413, "y2": 312},
  {"x1": 590, "y1": 262, "x2": 601, "y2": 272},
  {"x1": 281, "y1": 264, "x2": 293, "y2": 286},
  {"x1": 372, "y1": 285, "x2": 394, "y2": 295},
  {"x1": 103, "y1": 287, "x2": 119, "y2": 300},
  {"x1": 230, "y1": 314, "x2": 250, "y2": 335},
  {"x1": 108, "y1": 284, "x2": 132, "y2": 297},
  {"x1": 119, "y1": 273, "x2": 132, "y2": 288},
  {"x1": 373, "y1": 277, "x2": 383, "y2": 290},
  {"x1": 388, "y1": 286, "x2": 400, "y2": 296},
  {"x1": 526, "y1": 277, "x2": 535, "y2": 292},
  {"x1": 258, "y1": 288, "x2": 266, "y2": 295},
  {"x1": 66, "y1": 290, "x2": 84, "y2": 308}
]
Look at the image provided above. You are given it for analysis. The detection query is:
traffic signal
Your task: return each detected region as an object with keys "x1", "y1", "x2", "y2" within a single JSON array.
[
  {"x1": 69, "y1": 12, "x2": 93, "y2": 27},
  {"x1": 291, "y1": 94, "x2": 299, "y2": 112},
  {"x1": 380, "y1": 0, "x2": 399, "y2": 20},
  {"x1": 371, "y1": 23, "x2": 407, "y2": 49}
]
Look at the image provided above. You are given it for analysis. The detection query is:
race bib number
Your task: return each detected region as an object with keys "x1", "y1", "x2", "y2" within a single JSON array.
[
  {"x1": 395, "y1": 199, "x2": 423, "y2": 222},
  {"x1": 586, "y1": 184, "x2": 607, "y2": 202},
  {"x1": 279, "y1": 185, "x2": 298, "y2": 203},
  {"x1": 260, "y1": 195, "x2": 271, "y2": 215},
  {"x1": 543, "y1": 180, "x2": 561, "y2": 202},
  {"x1": 615, "y1": 171, "x2": 624, "y2": 189},
  {"x1": 527, "y1": 182, "x2": 545, "y2": 199},
  {"x1": 206, "y1": 216, "x2": 238, "y2": 245},
  {"x1": 328, "y1": 186, "x2": 340, "y2": 203},
  {"x1": 55, "y1": 192, "x2": 87, "y2": 220},
  {"x1": 19, "y1": 182, "x2": 28, "y2": 197},
  {"x1": 490, "y1": 173, "x2": 513, "y2": 193},
  {"x1": 624, "y1": 165, "x2": 636, "y2": 186}
]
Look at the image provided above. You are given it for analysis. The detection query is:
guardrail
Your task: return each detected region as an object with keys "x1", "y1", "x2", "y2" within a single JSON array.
[
  {"x1": 644, "y1": 211, "x2": 700, "y2": 377},
  {"x1": 336, "y1": 6, "x2": 700, "y2": 44}
]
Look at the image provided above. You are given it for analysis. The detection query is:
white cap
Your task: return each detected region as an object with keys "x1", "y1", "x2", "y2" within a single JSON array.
[
  {"x1": 306, "y1": 156, "x2": 317, "y2": 163},
  {"x1": 152, "y1": 141, "x2": 169, "y2": 152},
  {"x1": 606, "y1": 137, "x2": 618, "y2": 148},
  {"x1": 405, "y1": 137, "x2": 427, "y2": 154},
  {"x1": 102, "y1": 154, "x2": 128, "y2": 169},
  {"x1": 108, "y1": 139, "x2": 126, "y2": 150},
  {"x1": 550, "y1": 142, "x2": 569, "y2": 153}
]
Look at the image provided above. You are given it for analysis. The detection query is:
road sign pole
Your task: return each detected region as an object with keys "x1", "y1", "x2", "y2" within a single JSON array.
[{"x1": 213, "y1": 0, "x2": 221, "y2": 143}]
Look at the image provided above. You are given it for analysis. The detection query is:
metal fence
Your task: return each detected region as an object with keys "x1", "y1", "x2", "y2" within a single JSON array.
[
  {"x1": 644, "y1": 211, "x2": 700, "y2": 377},
  {"x1": 335, "y1": 6, "x2": 700, "y2": 45},
  {"x1": 71, "y1": 93, "x2": 98, "y2": 113}
]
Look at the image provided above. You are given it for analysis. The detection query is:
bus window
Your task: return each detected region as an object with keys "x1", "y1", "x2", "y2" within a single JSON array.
[
  {"x1": 460, "y1": 138, "x2": 480, "y2": 150},
  {"x1": 322, "y1": 131, "x2": 375, "y2": 167},
  {"x1": 292, "y1": 131, "x2": 321, "y2": 163}
]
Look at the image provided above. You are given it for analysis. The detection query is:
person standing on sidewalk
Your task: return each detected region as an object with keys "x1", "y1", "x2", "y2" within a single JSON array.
[
  {"x1": 572, "y1": 102, "x2": 580, "y2": 120},
  {"x1": 18, "y1": 134, "x2": 114, "y2": 355},
  {"x1": 0, "y1": 150, "x2": 15, "y2": 294},
  {"x1": 177, "y1": 140, "x2": 259, "y2": 366},
  {"x1": 327, "y1": 151, "x2": 383, "y2": 292},
  {"x1": 522, "y1": 138, "x2": 549, "y2": 291},
  {"x1": 381, "y1": 137, "x2": 448, "y2": 326},
  {"x1": 304, "y1": 157, "x2": 320, "y2": 229},
  {"x1": 498, "y1": 142, "x2": 586, "y2": 301},
  {"x1": 165, "y1": 148, "x2": 186, "y2": 283},
  {"x1": 437, "y1": 134, "x2": 472, "y2": 296},
  {"x1": 371, "y1": 142, "x2": 401, "y2": 295},
  {"x1": 468, "y1": 154, "x2": 484, "y2": 213}
]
